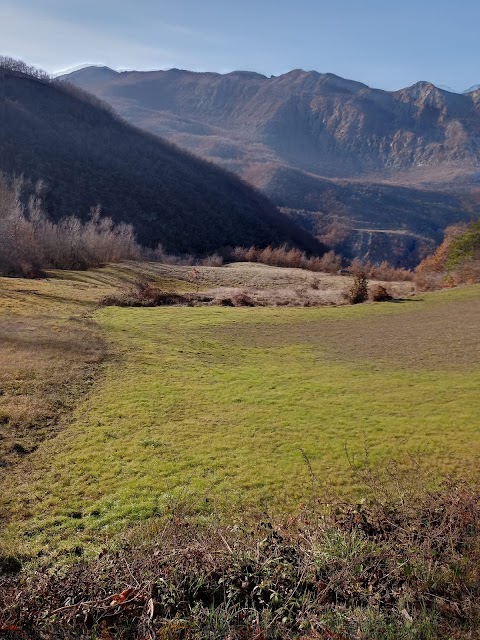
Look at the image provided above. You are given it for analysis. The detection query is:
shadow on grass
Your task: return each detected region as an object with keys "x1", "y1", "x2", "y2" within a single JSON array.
[{"x1": 388, "y1": 297, "x2": 423, "y2": 303}]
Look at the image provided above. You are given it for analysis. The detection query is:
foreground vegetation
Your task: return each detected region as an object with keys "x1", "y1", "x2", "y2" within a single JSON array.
[
  {"x1": 2, "y1": 474, "x2": 479, "y2": 639},
  {"x1": 415, "y1": 219, "x2": 480, "y2": 290},
  {"x1": 0, "y1": 173, "x2": 139, "y2": 277}
]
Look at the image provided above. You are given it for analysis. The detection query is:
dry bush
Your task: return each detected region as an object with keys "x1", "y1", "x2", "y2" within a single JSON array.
[
  {"x1": 370, "y1": 260, "x2": 413, "y2": 282},
  {"x1": 102, "y1": 280, "x2": 202, "y2": 307},
  {"x1": 147, "y1": 244, "x2": 195, "y2": 266},
  {"x1": 230, "y1": 245, "x2": 343, "y2": 274},
  {"x1": 345, "y1": 258, "x2": 413, "y2": 283},
  {"x1": 211, "y1": 286, "x2": 347, "y2": 308},
  {"x1": 414, "y1": 269, "x2": 446, "y2": 292},
  {"x1": 200, "y1": 253, "x2": 224, "y2": 267},
  {"x1": 0, "y1": 174, "x2": 140, "y2": 277},
  {"x1": 369, "y1": 284, "x2": 393, "y2": 302},
  {"x1": 229, "y1": 291, "x2": 255, "y2": 307},
  {"x1": 314, "y1": 249, "x2": 343, "y2": 273},
  {"x1": 347, "y1": 263, "x2": 369, "y2": 304},
  {"x1": 2, "y1": 471, "x2": 479, "y2": 640},
  {"x1": 146, "y1": 244, "x2": 224, "y2": 268},
  {"x1": 447, "y1": 259, "x2": 480, "y2": 286},
  {"x1": 414, "y1": 223, "x2": 474, "y2": 291}
]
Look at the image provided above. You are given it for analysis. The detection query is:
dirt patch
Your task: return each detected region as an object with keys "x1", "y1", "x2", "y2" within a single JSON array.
[
  {"x1": 211, "y1": 295, "x2": 480, "y2": 371},
  {"x1": 0, "y1": 270, "x2": 109, "y2": 482}
]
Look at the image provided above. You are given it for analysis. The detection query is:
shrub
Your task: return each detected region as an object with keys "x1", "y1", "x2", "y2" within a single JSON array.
[
  {"x1": 446, "y1": 218, "x2": 480, "y2": 270},
  {"x1": 0, "y1": 174, "x2": 140, "y2": 277},
  {"x1": 415, "y1": 221, "x2": 480, "y2": 290},
  {"x1": 370, "y1": 260, "x2": 413, "y2": 282},
  {"x1": 2, "y1": 475, "x2": 479, "y2": 639},
  {"x1": 102, "y1": 280, "x2": 201, "y2": 307},
  {"x1": 201, "y1": 253, "x2": 224, "y2": 267},
  {"x1": 348, "y1": 265, "x2": 369, "y2": 304},
  {"x1": 369, "y1": 284, "x2": 393, "y2": 302},
  {"x1": 231, "y1": 291, "x2": 255, "y2": 306},
  {"x1": 230, "y1": 245, "x2": 343, "y2": 274}
]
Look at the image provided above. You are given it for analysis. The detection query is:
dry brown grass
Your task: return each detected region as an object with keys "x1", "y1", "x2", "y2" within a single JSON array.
[
  {"x1": 0, "y1": 262, "x2": 194, "y2": 473},
  {"x1": 206, "y1": 285, "x2": 347, "y2": 307},
  {"x1": 100, "y1": 261, "x2": 414, "y2": 308},
  {"x1": 0, "y1": 296, "x2": 106, "y2": 472}
]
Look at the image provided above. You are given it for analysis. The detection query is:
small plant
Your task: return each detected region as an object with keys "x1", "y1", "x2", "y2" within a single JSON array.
[{"x1": 102, "y1": 279, "x2": 199, "y2": 307}]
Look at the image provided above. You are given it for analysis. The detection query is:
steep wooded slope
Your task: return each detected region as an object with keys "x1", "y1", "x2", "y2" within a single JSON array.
[{"x1": 0, "y1": 65, "x2": 320, "y2": 253}]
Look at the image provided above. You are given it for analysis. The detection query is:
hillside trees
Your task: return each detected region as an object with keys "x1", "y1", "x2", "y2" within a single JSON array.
[
  {"x1": 415, "y1": 220, "x2": 480, "y2": 289},
  {"x1": 1, "y1": 59, "x2": 321, "y2": 255}
]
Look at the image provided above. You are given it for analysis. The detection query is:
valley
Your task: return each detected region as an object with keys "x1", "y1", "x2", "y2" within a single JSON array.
[{"x1": 62, "y1": 67, "x2": 480, "y2": 265}]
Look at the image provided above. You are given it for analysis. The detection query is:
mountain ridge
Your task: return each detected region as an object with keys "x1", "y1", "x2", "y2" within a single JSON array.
[
  {"x1": 63, "y1": 65, "x2": 476, "y2": 96},
  {"x1": 61, "y1": 65, "x2": 480, "y2": 265},
  {"x1": 61, "y1": 65, "x2": 480, "y2": 177}
]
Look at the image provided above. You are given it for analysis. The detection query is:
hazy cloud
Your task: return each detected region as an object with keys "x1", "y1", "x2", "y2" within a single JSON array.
[{"x1": 0, "y1": 2, "x2": 217, "y2": 73}]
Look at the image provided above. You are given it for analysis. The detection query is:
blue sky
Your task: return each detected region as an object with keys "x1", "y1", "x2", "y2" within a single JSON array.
[{"x1": 1, "y1": 0, "x2": 479, "y2": 91}]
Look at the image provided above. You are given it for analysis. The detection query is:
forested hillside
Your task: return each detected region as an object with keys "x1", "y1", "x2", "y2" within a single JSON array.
[{"x1": 0, "y1": 60, "x2": 320, "y2": 254}]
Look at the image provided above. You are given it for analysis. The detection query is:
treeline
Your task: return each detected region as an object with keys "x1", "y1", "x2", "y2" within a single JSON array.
[
  {"x1": 0, "y1": 57, "x2": 51, "y2": 81},
  {"x1": 0, "y1": 56, "x2": 115, "y2": 115},
  {"x1": 229, "y1": 245, "x2": 342, "y2": 272},
  {"x1": 415, "y1": 220, "x2": 480, "y2": 290},
  {"x1": 0, "y1": 175, "x2": 139, "y2": 277},
  {"x1": 228, "y1": 246, "x2": 414, "y2": 280}
]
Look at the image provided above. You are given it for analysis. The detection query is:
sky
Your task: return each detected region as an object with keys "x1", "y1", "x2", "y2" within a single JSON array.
[{"x1": 1, "y1": 0, "x2": 479, "y2": 92}]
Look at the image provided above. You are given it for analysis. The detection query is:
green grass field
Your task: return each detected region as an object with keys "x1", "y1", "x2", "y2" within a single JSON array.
[{"x1": 1, "y1": 266, "x2": 479, "y2": 563}]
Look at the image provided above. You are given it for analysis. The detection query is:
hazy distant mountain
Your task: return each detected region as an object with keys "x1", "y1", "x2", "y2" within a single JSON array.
[
  {"x1": 0, "y1": 63, "x2": 320, "y2": 254},
  {"x1": 62, "y1": 67, "x2": 480, "y2": 177},
  {"x1": 61, "y1": 66, "x2": 480, "y2": 265},
  {"x1": 464, "y1": 84, "x2": 480, "y2": 94},
  {"x1": 436, "y1": 85, "x2": 459, "y2": 93}
]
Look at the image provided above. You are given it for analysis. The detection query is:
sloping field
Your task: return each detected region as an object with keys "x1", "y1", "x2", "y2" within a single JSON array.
[{"x1": 0, "y1": 265, "x2": 479, "y2": 563}]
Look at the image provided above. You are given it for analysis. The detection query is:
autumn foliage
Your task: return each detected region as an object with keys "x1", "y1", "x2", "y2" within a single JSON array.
[{"x1": 415, "y1": 221, "x2": 480, "y2": 290}]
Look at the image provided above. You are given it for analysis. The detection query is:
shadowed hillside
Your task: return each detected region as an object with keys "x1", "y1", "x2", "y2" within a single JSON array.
[{"x1": 0, "y1": 60, "x2": 321, "y2": 254}]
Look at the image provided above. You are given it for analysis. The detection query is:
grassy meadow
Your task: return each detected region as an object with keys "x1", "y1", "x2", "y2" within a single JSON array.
[{"x1": 1, "y1": 264, "x2": 479, "y2": 564}]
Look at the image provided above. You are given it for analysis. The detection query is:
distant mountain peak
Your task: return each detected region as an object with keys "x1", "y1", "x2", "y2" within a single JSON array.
[
  {"x1": 226, "y1": 70, "x2": 267, "y2": 80},
  {"x1": 73, "y1": 64, "x2": 116, "y2": 74},
  {"x1": 61, "y1": 65, "x2": 118, "y2": 84},
  {"x1": 402, "y1": 80, "x2": 439, "y2": 93},
  {"x1": 318, "y1": 72, "x2": 368, "y2": 92}
]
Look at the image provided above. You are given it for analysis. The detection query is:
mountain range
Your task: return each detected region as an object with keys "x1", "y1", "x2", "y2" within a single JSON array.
[
  {"x1": 62, "y1": 66, "x2": 480, "y2": 265},
  {"x1": 0, "y1": 62, "x2": 319, "y2": 254}
]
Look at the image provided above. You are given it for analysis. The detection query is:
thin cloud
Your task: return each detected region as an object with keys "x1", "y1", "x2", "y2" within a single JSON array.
[{"x1": 0, "y1": 3, "x2": 180, "y2": 73}]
